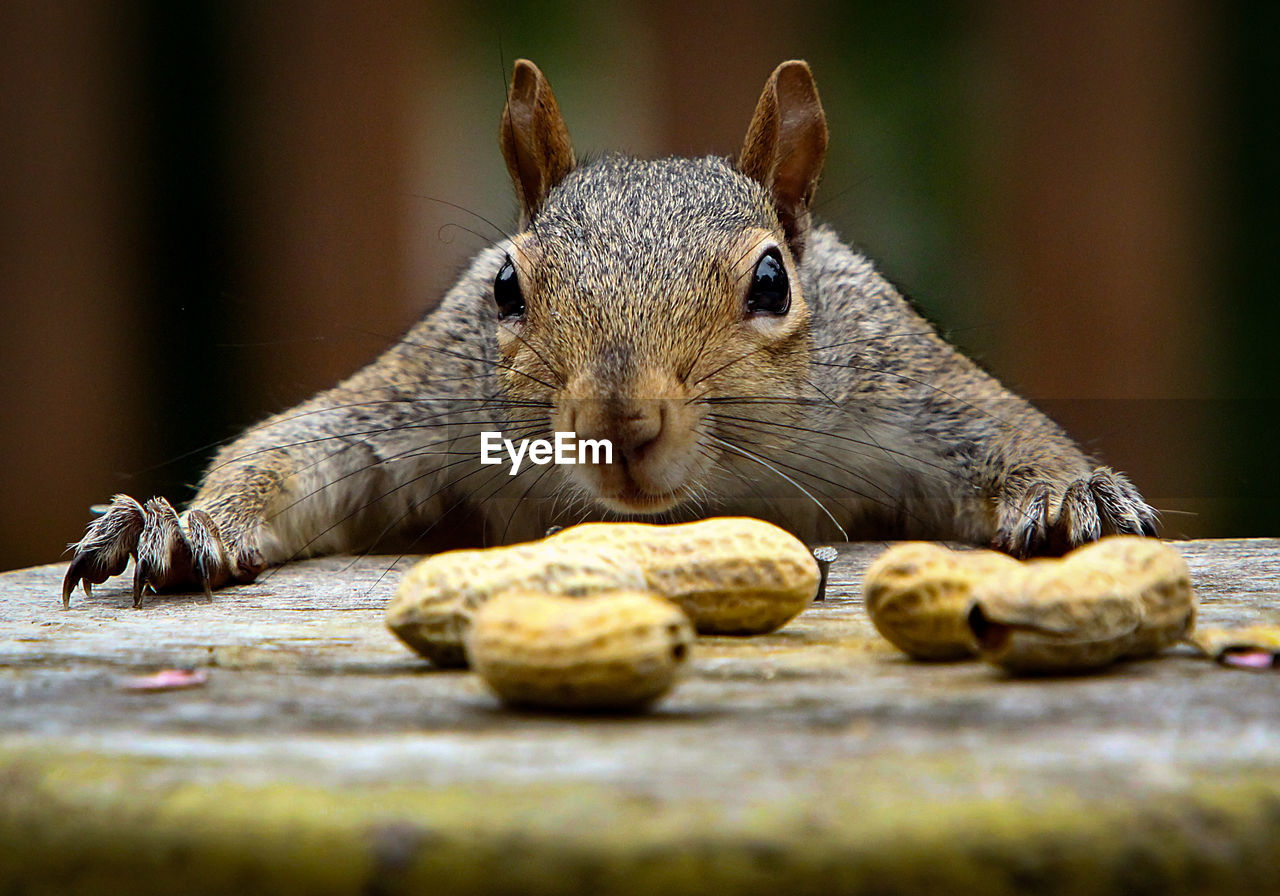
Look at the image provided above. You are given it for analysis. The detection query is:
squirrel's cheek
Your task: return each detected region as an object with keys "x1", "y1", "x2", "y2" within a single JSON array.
[{"x1": 494, "y1": 329, "x2": 522, "y2": 358}]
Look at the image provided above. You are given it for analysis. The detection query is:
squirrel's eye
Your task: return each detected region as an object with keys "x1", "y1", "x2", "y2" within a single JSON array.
[
  {"x1": 745, "y1": 248, "x2": 789, "y2": 316},
  {"x1": 493, "y1": 257, "x2": 525, "y2": 319}
]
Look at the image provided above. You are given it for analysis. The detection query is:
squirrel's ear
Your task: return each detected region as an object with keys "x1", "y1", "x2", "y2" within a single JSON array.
[
  {"x1": 501, "y1": 59, "x2": 576, "y2": 225},
  {"x1": 738, "y1": 60, "x2": 828, "y2": 257}
]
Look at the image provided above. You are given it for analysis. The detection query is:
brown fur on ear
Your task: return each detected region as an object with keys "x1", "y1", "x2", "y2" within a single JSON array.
[
  {"x1": 500, "y1": 59, "x2": 576, "y2": 225},
  {"x1": 738, "y1": 60, "x2": 829, "y2": 256}
]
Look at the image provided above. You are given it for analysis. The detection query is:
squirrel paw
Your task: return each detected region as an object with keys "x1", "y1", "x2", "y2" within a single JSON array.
[
  {"x1": 62, "y1": 495, "x2": 258, "y2": 608},
  {"x1": 995, "y1": 467, "x2": 1158, "y2": 558}
]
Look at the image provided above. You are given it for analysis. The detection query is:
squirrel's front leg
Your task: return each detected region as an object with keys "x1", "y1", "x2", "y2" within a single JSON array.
[
  {"x1": 62, "y1": 387, "x2": 410, "y2": 607},
  {"x1": 63, "y1": 426, "x2": 298, "y2": 608},
  {"x1": 970, "y1": 405, "x2": 1158, "y2": 556}
]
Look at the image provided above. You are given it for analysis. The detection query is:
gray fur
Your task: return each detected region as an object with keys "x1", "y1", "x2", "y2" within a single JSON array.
[{"x1": 64, "y1": 116, "x2": 1156, "y2": 603}]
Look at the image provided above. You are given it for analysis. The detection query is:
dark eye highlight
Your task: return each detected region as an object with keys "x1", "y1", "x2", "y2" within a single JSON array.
[
  {"x1": 745, "y1": 248, "x2": 790, "y2": 316},
  {"x1": 493, "y1": 257, "x2": 525, "y2": 319}
]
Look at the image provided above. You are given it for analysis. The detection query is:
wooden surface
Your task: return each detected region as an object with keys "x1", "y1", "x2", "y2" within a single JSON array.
[{"x1": 2, "y1": 539, "x2": 1279, "y2": 894}]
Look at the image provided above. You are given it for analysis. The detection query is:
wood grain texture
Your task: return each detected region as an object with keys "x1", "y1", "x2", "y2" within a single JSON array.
[{"x1": 1, "y1": 539, "x2": 1278, "y2": 894}]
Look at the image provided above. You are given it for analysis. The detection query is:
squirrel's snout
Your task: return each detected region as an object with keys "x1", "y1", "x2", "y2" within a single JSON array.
[
  {"x1": 610, "y1": 404, "x2": 664, "y2": 463},
  {"x1": 556, "y1": 394, "x2": 702, "y2": 514},
  {"x1": 566, "y1": 397, "x2": 666, "y2": 465}
]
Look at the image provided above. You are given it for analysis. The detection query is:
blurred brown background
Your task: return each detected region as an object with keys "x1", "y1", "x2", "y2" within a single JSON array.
[{"x1": 1, "y1": 0, "x2": 1275, "y2": 571}]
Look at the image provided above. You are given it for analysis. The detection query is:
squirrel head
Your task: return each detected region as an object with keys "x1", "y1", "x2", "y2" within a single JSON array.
[{"x1": 492, "y1": 60, "x2": 828, "y2": 515}]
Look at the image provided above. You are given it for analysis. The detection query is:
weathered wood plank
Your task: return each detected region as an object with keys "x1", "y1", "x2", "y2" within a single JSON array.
[{"x1": 1, "y1": 539, "x2": 1278, "y2": 894}]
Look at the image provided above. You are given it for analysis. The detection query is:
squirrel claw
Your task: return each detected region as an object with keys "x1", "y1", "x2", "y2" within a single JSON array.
[
  {"x1": 186, "y1": 509, "x2": 231, "y2": 600},
  {"x1": 63, "y1": 494, "x2": 238, "y2": 608},
  {"x1": 132, "y1": 498, "x2": 194, "y2": 608},
  {"x1": 1006, "y1": 482, "x2": 1050, "y2": 557},
  {"x1": 1049, "y1": 478, "x2": 1101, "y2": 554},
  {"x1": 997, "y1": 466, "x2": 1158, "y2": 559},
  {"x1": 63, "y1": 495, "x2": 146, "y2": 608}
]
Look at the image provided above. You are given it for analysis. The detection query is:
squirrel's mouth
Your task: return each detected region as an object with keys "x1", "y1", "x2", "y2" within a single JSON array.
[{"x1": 596, "y1": 483, "x2": 687, "y2": 514}]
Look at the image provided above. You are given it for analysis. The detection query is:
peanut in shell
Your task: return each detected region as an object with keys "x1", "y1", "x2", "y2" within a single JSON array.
[
  {"x1": 967, "y1": 561, "x2": 1142, "y2": 673},
  {"x1": 862, "y1": 536, "x2": 1197, "y2": 675},
  {"x1": 386, "y1": 542, "x2": 647, "y2": 667},
  {"x1": 1071, "y1": 535, "x2": 1195, "y2": 657},
  {"x1": 387, "y1": 516, "x2": 819, "y2": 668},
  {"x1": 467, "y1": 589, "x2": 694, "y2": 710},
  {"x1": 968, "y1": 536, "x2": 1196, "y2": 673},
  {"x1": 548, "y1": 517, "x2": 819, "y2": 635},
  {"x1": 863, "y1": 542, "x2": 1020, "y2": 660}
]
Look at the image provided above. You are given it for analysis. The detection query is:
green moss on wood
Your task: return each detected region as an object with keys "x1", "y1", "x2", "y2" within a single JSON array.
[{"x1": 3, "y1": 747, "x2": 1279, "y2": 895}]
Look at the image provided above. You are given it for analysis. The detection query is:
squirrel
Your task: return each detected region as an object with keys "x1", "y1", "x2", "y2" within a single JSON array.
[{"x1": 63, "y1": 59, "x2": 1156, "y2": 607}]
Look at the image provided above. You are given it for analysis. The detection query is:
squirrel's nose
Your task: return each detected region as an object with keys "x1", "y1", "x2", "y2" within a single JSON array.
[
  {"x1": 612, "y1": 403, "x2": 664, "y2": 463},
  {"x1": 555, "y1": 390, "x2": 697, "y2": 509},
  {"x1": 564, "y1": 398, "x2": 665, "y2": 464}
]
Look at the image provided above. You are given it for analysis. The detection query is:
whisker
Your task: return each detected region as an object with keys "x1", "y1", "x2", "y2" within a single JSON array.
[
  {"x1": 497, "y1": 461, "x2": 559, "y2": 545},
  {"x1": 714, "y1": 431, "x2": 880, "y2": 517},
  {"x1": 207, "y1": 409, "x2": 548, "y2": 479},
  {"x1": 706, "y1": 434, "x2": 847, "y2": 540},
  {"x1": 435, "y1": 220, "x2": 500, "y2": 249},
  {"x1": 808, "y1": 359, "x2": 1016, "y2": 429},
  {"x1": 499, "y1": 321, "x2": 568, "y2": 389},
  {"x1": 265, "y1": 419, "x2": 548, "y2": 525},
  {"x1": 384, "y1": 333, "x2": 559, "y2": 394},
  {"x1": 355, "y1": 460, "x2": 523, "y2": 592},
  {"x1": 695, "y1": 443, "x2": 785, "y2": 522},
  {"x1": 408, "y1": 193, "x2": 513, "y2": 243},
  {"x1": 712, "y1": 423, "x2": 949, "y2": 535},
  {"x1": 707, "y1": 410, "x2": 957, "y2": 479},
  {"x1": 689, "y1": 341, "x2": 773, "y2": 389},
  {"x1": 711, "y1": 418, "x2": 899, "y2": 503},
  {"x1": 810, "y1": 329, "x2": 942, "y2": 355},
  {"x1": 728, "y1": 231, "x2": 778, "y2": 281}
]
